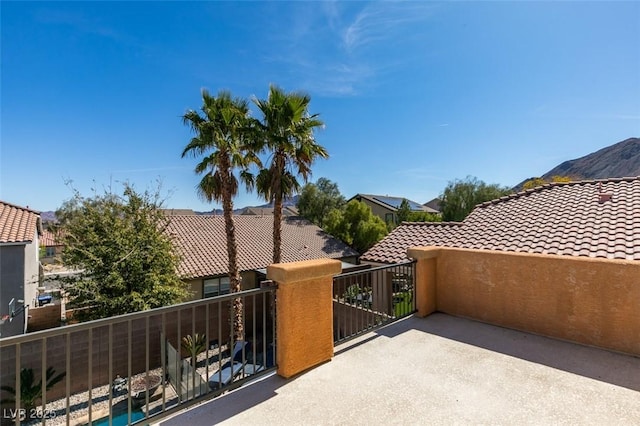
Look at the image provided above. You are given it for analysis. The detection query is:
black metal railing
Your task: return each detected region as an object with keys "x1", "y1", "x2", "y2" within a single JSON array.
[
  {"x1": 0, "y1": 285, "x2": 276, "y2": 425},
  {"x1": 333, "y1": 261, "x2": 416, "y2": 344}
]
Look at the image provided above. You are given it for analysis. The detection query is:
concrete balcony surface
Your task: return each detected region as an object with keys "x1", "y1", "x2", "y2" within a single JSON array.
[{"x1": 158, "y1": 313, "x2": 640, "y2": 425}]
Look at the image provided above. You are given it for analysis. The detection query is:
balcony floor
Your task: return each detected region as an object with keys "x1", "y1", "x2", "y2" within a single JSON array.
[{"x1": 158, "y1": 313, "x2": 640, "y2": 425}]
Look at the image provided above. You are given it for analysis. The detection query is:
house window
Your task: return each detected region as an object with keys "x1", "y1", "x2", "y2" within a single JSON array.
[
  {"x1": 203, "y1": 276, "x2": 231, "y2": 298},
  {"x1": 385, "y1": 213, "x2": 395, "y2": 224},
  {"x1": 46, "y1": 247, "x2": 56, "y2": 257}
]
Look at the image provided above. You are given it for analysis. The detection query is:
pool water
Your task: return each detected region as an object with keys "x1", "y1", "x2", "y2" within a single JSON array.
[{"x1": 91, "y1": 409, "x2": 146, "y2": 426}]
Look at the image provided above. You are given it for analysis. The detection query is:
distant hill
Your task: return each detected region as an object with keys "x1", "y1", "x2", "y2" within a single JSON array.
[
  {"x1": 542, "y1": 137, "x2": 640, "y2": 180},
  {"x1": 516, "y1": 137, "x2": 640, "y2": 189},
  {"x1": 40, "y1": 211, "x2": 57, "y2": 223},
  {"x1": 194, "y1": 195, "x2": 299, "y2": 215}
]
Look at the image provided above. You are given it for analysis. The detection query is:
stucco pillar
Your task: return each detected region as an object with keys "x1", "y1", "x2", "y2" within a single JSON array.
[
  {"x1": 267, "y1": 258, "x2": 342, "y2": 378},
  {"x1": 407, "y1": 247, "x2": 441, "y2": 317}
]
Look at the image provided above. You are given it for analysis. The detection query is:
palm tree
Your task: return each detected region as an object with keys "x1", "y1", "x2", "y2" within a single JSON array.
[
  {"x1": 0, "y1": 367, "x2": 65, "y2": 417},
  {"x1": 254, "y1": 85, "x2": 328, "y2": 263},
  {"x1": 182, "y1": 89, "x2": 259, "y2": 341}
]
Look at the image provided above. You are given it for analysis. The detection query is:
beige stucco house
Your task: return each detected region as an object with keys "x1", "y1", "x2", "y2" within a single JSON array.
[
  {"x1": 348, "y1": 194, "x2": 439, "y2": 225},
  {"x1": 0, "y1": 201, "x2": 42, "y2": 337}
]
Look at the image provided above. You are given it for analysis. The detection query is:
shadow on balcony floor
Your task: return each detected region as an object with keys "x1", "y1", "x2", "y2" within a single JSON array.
[
  {"x1": 158, "y1": 313, "x2": 640, "y2": 426},
  {"x1": 375, "y1": 312, "x2": 640, "y2": 392}
]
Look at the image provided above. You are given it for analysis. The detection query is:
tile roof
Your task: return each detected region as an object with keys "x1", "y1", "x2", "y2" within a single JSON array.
[
  {"x1": 361, "y1": 177, "x2": 640, "y2": 263},
  {"x1": 240, "y1": 206, "x2": 299, "y2": 216},
  {"x1": 41, "y1": 229, "x2": 63, "y2": 246},
  {"x1": 361, "y1": 222, "x2": 461, "y2": 264},
  {"x1": 0, "y1": 200, "x2": 41, "y2": 244},
  {"x1": 166, "y1": 215, "x2": 359, "y2": 279}
]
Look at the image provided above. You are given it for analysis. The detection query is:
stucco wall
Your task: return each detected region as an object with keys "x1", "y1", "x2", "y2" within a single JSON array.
[
  {"x1": 24, "y1": 232, "x2": 41, "y2": 308},
  {"x1": 359, "y1": 199, "x2": 394, "y2": 223},
  {"x1": 268, "y1": 259, "x2": 342, "y2": 378},
  {"x1": 186, "y1": 279, "x2": 203, "y2": 299},
  {"x1": 0, "y1": 245, "x2": 27, "y2": 337},
  {"x1": 409, "y1": 247, "x2": 640, "y2": 356}
]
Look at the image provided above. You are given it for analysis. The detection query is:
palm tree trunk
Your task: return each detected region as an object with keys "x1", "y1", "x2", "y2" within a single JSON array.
[
  {"x1": 221, "y1": 166, "x2": 243, "y2": 341},
  {"x1": 273, "y1": 190, "x2": 283, "y2": 264},
  {"x1": 272, "y1": 157, "x2": 283, "y2": 264}
]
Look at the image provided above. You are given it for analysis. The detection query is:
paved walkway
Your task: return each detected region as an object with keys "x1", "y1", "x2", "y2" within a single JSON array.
[{"x1": 159, "y1": 314, "x2": 640, "y2": 425}]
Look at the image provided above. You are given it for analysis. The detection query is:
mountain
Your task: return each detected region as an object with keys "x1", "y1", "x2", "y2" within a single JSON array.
[
  {"x1": 194, "y1": 195, "x2": 301, "y2": 215},
  {"x1": 516, "y1": 137, "x2": 640, "y2": 190},
  {"x1": 542, "y1": 137, "x2": 640, "y2": 180},
  {"x1": 40, "y1": 211, "x2": 58, "y2": 223}
]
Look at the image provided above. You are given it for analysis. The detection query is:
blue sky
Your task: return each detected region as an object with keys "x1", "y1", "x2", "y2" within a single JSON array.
[{"x1": 2, "y1": 1, "x2": 639, "y2": 212}]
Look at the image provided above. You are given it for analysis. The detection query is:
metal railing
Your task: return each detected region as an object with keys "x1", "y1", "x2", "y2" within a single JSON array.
[
  {"x1": 333, "y1": 261, "x2": 416, "y2": 344},
  {"x1": 0, "y1": 285, "x2": 276, "y2": 425}
]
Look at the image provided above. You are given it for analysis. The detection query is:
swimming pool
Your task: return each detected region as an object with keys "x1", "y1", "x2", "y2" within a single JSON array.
[{"x1": 91, "y1": 408, "x2": 146, "y2": 426}]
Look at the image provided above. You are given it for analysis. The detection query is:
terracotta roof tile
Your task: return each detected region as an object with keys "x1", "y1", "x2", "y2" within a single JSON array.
[
  {"x1": 360, "y1": 222, "x2": 462, "y2": 264},
  {"x1": 0, "y1": 200, "x2": 41, "y2": 244},
  {"x1": 41, "y1": 229, "x2": 64, "y2": 246},
  {"x1": 362, "y1": 177, "x2": 640, "y2": 263},
  {"x1": 166, "y1": 215, "x2": 359, "y2": 279}
]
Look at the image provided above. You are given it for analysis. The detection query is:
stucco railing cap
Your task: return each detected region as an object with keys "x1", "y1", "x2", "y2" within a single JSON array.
[
  {"x1": 407, "y1": 246, "x2": 442, "y2": 259},
  {"x1": 267, "y1": 258, "x2": 342, "y2": 283}
]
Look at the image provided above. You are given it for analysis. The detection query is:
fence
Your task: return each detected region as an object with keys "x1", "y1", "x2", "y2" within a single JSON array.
[
  {"x1": 0, "y1": 285, "x2": 276, "y2": 425},
  {"x1": 333, "y1": 261, "x2": 416, "y2": 344}
]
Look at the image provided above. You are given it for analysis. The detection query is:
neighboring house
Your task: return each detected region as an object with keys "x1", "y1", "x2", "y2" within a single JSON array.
[
  {"x1": 166, "y1": 215, "x2": 359, "y2": 299},
  {"x1": 362, "y1": 177, "x2": 640, "y2": 264},
  {"x1": 40, "y1": 229, "x2": 64, "y2": 264},
  {"x1": 0, "y1": 200, "x2": 42, "y2": 338},
  {"x1": 348, "y1": 194, "x2": 439, "y2": 225},
  {"x1": 423, "y1": 197, "x2": 442, "y2": 213},
  {"x1": 240, "y1": 206, "x2": 299, "y2": 216}
]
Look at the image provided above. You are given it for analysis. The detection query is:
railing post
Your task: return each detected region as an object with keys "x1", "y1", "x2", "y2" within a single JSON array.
[
  {"x1": 407, "y1": 247, "x2": 441, "y2": 317},
  {"x1": 267, "y1": 259, "x2": 342, "y2": 379}
]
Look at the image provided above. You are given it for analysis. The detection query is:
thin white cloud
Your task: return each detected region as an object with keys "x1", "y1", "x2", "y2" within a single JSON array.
[
  {"x1": 343, "y1": 2, "x2": 437, "y2": 52},
  {"x1": 260, "y1": 2, "x2": 437, "y2": 97}
]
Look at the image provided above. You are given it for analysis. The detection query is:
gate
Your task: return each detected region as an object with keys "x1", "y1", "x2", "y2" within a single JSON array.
[{"x1": 333, "y1": 261, "x2": 416, "y2": 344}]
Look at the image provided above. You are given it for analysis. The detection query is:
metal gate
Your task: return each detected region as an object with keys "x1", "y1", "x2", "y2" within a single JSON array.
[{"x1": 333, "y1": 260, "x2": 416, "y2": 344}]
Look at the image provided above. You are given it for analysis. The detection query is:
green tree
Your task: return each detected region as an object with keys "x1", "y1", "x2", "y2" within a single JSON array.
[
  {"x1": 386, "y1": 199, "x2": 442, "y2": 230},
  {"x1": 182, "y1": 89, "x2": 259, "y2": 341},
  {"x1": 407, "y1": 211, "x2": 442, "y2": 223},
  {"x1": 396, "y1": 199, "x2": 412, "y2": 224},
  {"x1": 57, "y1": 184, "x2": 188, "y2": 322},
  {"x1": 296, "y1": 177, "x2": 345, "y2": 227},
  {"x1": 522, "y1": 175, "x2": 572, "y2": 190},
  {"x1": 324, "y1": 200, "x2": 387, "y2": 253},
  {"x1": 440, "y1": 176, "x2": 512, "y2": 221},
  {"x1": 254, "y1": 85, "x2": 328, "y2": 263}
]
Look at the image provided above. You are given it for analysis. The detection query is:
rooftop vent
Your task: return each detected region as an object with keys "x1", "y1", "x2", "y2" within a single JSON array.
[{"x1": 597, "y1": 183, "x2": 613, "y2": 203}]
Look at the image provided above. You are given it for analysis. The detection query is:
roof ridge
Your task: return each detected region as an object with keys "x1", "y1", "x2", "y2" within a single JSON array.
[
  {"x1": 477, "y1": 176, "x2": 640, "y2": 209},
  {"x1": 0, "y1": 200, "x2": 41, "y2": 214},
  {"x1": 401, "y1": 221, "x2": 462, "y2": 226}
]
